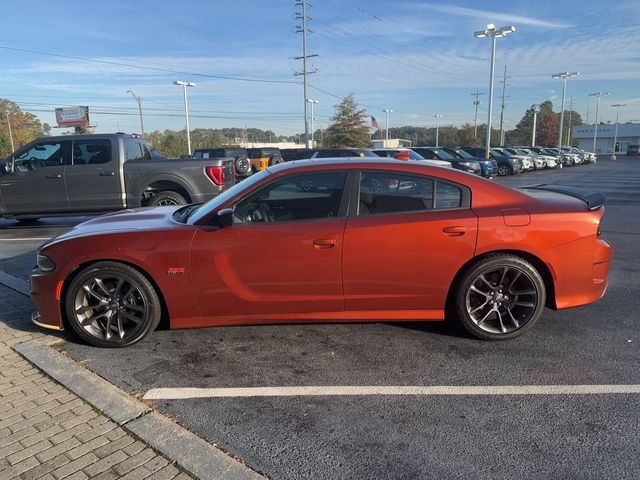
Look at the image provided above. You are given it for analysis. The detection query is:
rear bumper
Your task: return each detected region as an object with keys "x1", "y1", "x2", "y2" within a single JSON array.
[{"x1": 546, "y1": 236, "x2": 613, "y2": 310}]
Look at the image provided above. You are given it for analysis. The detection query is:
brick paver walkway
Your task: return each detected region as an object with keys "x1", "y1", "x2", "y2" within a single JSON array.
[{"x1": 0, "y1": 284, "x2": 193, "y2": 479}]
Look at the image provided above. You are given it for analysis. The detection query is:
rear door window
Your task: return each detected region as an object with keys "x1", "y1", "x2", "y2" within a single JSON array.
[
  {"x1": 359, "y1": 172, "x2": 433, "y2": 215},
  {"x1": 72, "y1": 139, "x2": 112, "y2": 165}
]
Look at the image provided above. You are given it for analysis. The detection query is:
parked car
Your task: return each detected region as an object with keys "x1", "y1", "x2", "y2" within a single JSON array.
[
  {"x1": 527, "y1": 147, "x2": 564, "y2": 168},
  {"x1": 246, "y1": 148, "x2": 284, "y2": 172},
  {"x1": 412, "y1": 147, "x2": 481, "y2": 175},
  {"x1": 280, "y1": 148, "x2": 316, "y2": 161},
  {"x1": 460, "y1": 147, "x2": 523, "y2": 176},
  {"x1": 311, "y1": 148, "x2": 379, "y2": 159},
  {"x1": 517, "y1": 148, "x2": 559, "y2": 169},
  {"x1": 192, "y1": 147, "x2": 252, "y2": 179},
  {"x1": 628, "y1": 144, "x2": 640, "y2": 155},
  {"x1": 0, "y1": 134, "x2": 235, "y2": 220},
  {"x1": 30, "y1": 158, "x2": 612, "y2": 347},
  {"x1": 441, "y1": 147, "x2": 498, "y2": 178},
  {"x1": 547, "y1": 147, "x2": 581, "y2": 166},
  {"x1": 370, "y1": 148, "x2": 452, "y2": 168},
  {"x1": 562, "y1": 146, "x2": 595, "y2": 163},
  {"x1": 495, "y1": 148, "x2": 535, "y2": 171}
]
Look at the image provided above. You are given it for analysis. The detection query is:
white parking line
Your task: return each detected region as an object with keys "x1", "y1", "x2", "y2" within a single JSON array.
[{"x1": 143, "y1": 384, "x2": 640, "y2": 400}]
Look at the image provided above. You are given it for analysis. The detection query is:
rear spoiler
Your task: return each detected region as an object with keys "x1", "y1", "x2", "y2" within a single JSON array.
[{"x1": 520, "y1": 184, "x2": 606, "y2": 210}]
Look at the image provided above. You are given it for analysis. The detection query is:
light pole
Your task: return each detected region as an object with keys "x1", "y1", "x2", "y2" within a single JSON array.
[
  {"x1": 610, "y1": 103, "x2": 626, "y2": 160},
  {"x1": 174, "y1": 80, "x2": 196, "y2": 156},
  {"x1": 552, "y1": 72, "x2": 579, "y2": 153},
  {"x1": 531, "y1": 104, "x2": 540, "y2": 147},
  {"x1": 5, "y1": 110, "x2": 14, "y2": 152},
  {"x1": 474, "y1": 24, "x2": 515, "y2": 159},
  {"x1": 589, "y1": 92, "x2": 609, "y2": 155},
  {"x1": 306, "y1": 99, "x2": 319, "y2": 148},
  {"x1": 126, "y1": 90, "x2": 144, "y2": 138},
  {"x1": 383, "y1": 108, "x2": 393, "y2": 144},
  {"x1": 434, "y1": 114, "x2": 443, "y2": 147}
]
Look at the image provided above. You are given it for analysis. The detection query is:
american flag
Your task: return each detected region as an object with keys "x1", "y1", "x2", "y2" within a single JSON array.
[{"x1": 371, "y1": 116, "x2": 380, "y2": 131}]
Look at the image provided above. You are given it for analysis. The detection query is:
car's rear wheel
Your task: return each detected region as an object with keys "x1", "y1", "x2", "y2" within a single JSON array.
[
  {"x1": 270, "y1": 156, "x2": 285, "y2": 166},
  {"x1": 65, "y1": 262, "x2": 162, "y2": 347},
  {"x1": 455, "y1": 254, "x2": 546, "y2": 340},
  {"x1": 497, "y1": 163, "x2": 512, "y2": 176},
  {"x1": 148, "y1": 191, "x2": 187, "y2": 207}
]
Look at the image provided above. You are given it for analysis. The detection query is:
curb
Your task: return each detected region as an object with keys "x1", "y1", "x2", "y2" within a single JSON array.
[
  {"x1": 1, "y1": 273, "x2": 264, "y2": 480},
  {"x1": 13, "y1": 339, "x2": 264, "y2": 480}
]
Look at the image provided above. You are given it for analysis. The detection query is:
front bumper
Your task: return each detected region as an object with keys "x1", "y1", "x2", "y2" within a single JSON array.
[{"x1": 30, "y1": 269, "x2": 65, "y2": 331}]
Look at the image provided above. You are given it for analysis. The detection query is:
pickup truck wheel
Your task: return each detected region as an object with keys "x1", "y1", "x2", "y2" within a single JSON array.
[
  {"x1": 149, "y1": 191, "x2": 187, "y2": 207},
  {"x1": 65, "y1": 261, "x2": 162, "y2": 347},
  {"x1": 235, "y1": 157, "x2": 250, "y2": 175}
]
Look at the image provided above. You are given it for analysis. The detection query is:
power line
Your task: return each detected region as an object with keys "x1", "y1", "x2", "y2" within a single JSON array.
[{"x1": 0, "y1": 45, "x2": 300, "y2": 85}]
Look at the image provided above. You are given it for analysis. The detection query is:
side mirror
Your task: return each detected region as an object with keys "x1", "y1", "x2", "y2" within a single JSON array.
[{"x1": 216, "y1": 208, "x2": 234, "y2": 227}]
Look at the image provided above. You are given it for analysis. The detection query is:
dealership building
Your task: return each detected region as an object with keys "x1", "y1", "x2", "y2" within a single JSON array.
[{"x1": 572, "y1": 123, "x2": 640, "y2": 154}]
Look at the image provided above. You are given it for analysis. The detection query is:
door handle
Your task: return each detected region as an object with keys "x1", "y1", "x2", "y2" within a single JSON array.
[
  {"x1": 45, "y1": 174, "x2": 62, "y2": 179},
  {"x1": 99, "y1": 171, "x2": 115, "y2": 176},
  {"x1": 442, "y1": 226, "x2": 467, "y2": 236},
  {"x1": 313, "y1": 239, "x2": 337, "y2": 249}
]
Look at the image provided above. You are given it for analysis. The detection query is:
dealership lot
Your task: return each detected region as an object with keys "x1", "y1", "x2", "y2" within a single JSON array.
[{"x1": 2, "y1": 156, "x2": 640, "y2": 479}]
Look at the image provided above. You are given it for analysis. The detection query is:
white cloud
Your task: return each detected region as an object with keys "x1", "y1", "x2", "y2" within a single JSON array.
[{"x1": 414, "y1": 4, "x2": 572, "y2": 28}]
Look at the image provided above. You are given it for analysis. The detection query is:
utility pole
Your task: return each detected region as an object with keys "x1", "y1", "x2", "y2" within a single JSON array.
[
  {"x1": 610, "y1": 103, "x2": 626, "y2": 160},
  {"x1": 471, "y1": 91, "x2": 484, "y2": 138},
  {"x1": 294, "y1": 0, "x2": 318, "y2": 149},
  {"x1": 383, "y1": 108, "x2": 393, "y2": 144},
  {"x1": 589, "y1": 92, "x2": 609, "y2": 154},
  {"x1": 585, "y1": 105, "x2": 590, "y2": 125},
  {"x1": 498, "y1": 65, "x2": 509, "y2": 146},
  {"x1": 434, "y1": 114, "x2": 443, "y2": 147},
  {"x1": 531, "y1": 104, "x2": 540, "y2": 147},
  {"x1": 5, "y1": 110, "x2": 14, "y2": 152},
  {"x1": 565, "y1": 96, "x2": 573, "y2": 146}
]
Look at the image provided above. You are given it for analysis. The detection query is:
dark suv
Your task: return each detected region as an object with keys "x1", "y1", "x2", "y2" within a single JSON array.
[
  {"x1": 628, "y1": 145, "x2": 639, "y2": 155},
  {"x1": 460, "y1": 147, "x2": 522, "y2": 176},
  {"x1": 192, "y1": 148, "x2": 251, "y2": 179},
  {"x1": 441, "y1": 147, "x2": 497, "y2": 178},
  {"x1": 412, "y1": 147, "x2": 481, "y2": 175}
]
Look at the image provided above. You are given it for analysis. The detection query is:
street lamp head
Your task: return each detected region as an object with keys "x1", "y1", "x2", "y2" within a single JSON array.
[
  {"x1": 589, "y1": 92, "x2": 609, "y2": 98},
  {"x1": 306, "y1": 98, "x2": 319, "y2": 104},
  {"x1": 174, "y1": 80, "x2": 196, "y2": 87},
  {"x1": 475, "y1": 24, "x2": 515, "y2": 38},
  {"x1": 532, "y1": 104, "x2": 540, "y2": 113},
  {"x1": 552, "y1": 72, "x2": 580, "y2": 79},
  {"x1": 434, "y1": 114, "x2": 443, "y2": 118},
  {"x1": 611, "y1": 103, "x2": 627, "y2": 108},
  {"x1": 383, "y1": 108, "x2": 393, "y2": 113}
]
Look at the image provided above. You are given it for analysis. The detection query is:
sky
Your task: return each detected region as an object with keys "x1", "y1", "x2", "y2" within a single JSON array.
[{"x1": 1, "y1": 0, "x2": 639, "y2": 136}]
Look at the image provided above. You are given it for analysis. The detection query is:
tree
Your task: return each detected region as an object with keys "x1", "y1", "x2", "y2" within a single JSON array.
[
  {"x1": 323, "y1": 94, "x2": 370, "y2": 148},
  {"x1": 0, "y1": 99, "x2": 48, "y2": 157},
  {"x1": 460, "y1": 123, "x2": 479, "y2": 147},
  {"x1": 537, "y1": 111, "x2": 560, "y2": 146}
]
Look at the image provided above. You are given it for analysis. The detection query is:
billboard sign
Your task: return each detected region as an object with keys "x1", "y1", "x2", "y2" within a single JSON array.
[{"x1": 55, "y1": 106, "x2": 90, "y2": 128}]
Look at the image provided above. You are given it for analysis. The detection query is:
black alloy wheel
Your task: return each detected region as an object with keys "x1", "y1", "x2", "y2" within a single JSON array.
[
  {"x1": 65, "y1": 262, "x2": 162, "y2": 347},
  {"x1": 148, "y1": 191, "x2": 187, "y2": 207},
  {"x1": 455, "y1": 254, "x2": 546, "y2": 340}
]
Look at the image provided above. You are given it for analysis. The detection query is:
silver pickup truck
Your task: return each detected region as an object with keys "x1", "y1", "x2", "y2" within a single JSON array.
[{"x1": 0, "y1": 133, "x2": 235, "y2": 220}]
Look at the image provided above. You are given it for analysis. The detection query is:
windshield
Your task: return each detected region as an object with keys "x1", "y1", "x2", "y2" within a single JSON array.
[
  {"x1": 187, "y1": 169, "x2": 271, "y2": 224},
  {"x1": 431, "y1": 149, "x2": 455, "y2": 160},
  {"x1": 447, "y1": 148, "x2": 473, "y2": 159}
]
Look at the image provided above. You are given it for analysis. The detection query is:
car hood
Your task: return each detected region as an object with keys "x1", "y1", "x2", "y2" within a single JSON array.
[{"x1": 46, "y1": 207, "x2": 180, "y2": 245}]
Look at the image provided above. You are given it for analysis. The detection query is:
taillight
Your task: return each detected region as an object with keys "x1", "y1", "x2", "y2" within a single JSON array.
[{"x1": 205, "y1": 166, "x2": 225, "y2": 186}]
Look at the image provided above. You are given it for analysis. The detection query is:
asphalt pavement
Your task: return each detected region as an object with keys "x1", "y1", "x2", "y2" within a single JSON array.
[{"x1": 2, "y1": 156, "x2": 640, "y2": 479}]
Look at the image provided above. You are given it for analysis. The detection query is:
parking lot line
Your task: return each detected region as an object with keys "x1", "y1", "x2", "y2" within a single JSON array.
[{"x1": 143, "y1": 384, "x2": 640, "y2": 400}]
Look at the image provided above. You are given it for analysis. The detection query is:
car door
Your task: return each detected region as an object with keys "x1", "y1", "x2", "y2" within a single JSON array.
[
  {"x1": 0, "y1": 140, "x2": 70, "y2": 214},
  {"x1": 343, "y1": 170, "x2": 478, "y2": 313},
  {"x1": 65, "y1": 137, "x2": 123, "y2": 211},
  {"x1": 190, "y1": 171, "x2": 350, "y2": 318}
]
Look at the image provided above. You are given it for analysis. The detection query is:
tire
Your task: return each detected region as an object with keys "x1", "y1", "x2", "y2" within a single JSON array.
[
  {"x1": 497, "y1": 163, "x2": 512, "y2": 176},
  {"x1": 65, "y1": 261, "x2": 162, "y2": 348},
  {"x1": 15, "y1": 217, "x2": 40, "y2": 223},
  {"x1": 235, "y1": 157, "x2": 250, "y2": 175},
  {"x1": 148, "y1": 191, "x2": 187, "y2": 207},
  {"x1": 270, "y1": 156, "x2": 285, "y2": 166},
  {"x1": 455, "y1": 254, "x2": 546, "y2": 340}
]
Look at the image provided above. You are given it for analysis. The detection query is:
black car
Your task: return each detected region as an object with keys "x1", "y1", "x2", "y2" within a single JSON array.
[
  {"x1": 192, "y1": 148, "x2": 251, "y2": 179},
  {"x1": 441, "y1": 147, "x2": 498, "y2": 178},
  {"x1": 412, "y1": 147, "x2": 481, "y2": 175},
  {"x1": 627, "y1": 144, "x2": 639, "y2": 155},
  {"x1": 460, "y1": 147, "x2": 522, "y2": 176}
]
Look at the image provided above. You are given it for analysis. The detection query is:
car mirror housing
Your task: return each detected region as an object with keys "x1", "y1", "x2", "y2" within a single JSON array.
[{"x1": 216, "y1": 208, "x2": 234, "y2": 227}]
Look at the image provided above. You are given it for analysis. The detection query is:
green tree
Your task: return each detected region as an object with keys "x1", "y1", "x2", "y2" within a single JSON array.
[
  {"x1": 0, "y1": 99, "x2": 47, "y2": 156},
  {"x1": 323, "y1": 94, "x2": 370, "y2": 148}
]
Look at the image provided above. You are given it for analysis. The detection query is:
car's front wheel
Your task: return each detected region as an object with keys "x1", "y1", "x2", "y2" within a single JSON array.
[
  {"x1": 497, "y1": 163, "x2": 512, "y2": 176},
  {"x1": 65, "y1": 262, "x2": 162, "y2": 347},
  {"x1": 455, "y1": 254, "x2": 546, "y2": 340}
]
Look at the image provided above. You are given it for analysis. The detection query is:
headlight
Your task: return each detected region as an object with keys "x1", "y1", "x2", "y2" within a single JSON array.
[
  {"x1": 37, "y1": 254, "x2": 56, "y2": 272},
  {"x1": 459, "y1": 162, "x2": 475, "y2": 167}
]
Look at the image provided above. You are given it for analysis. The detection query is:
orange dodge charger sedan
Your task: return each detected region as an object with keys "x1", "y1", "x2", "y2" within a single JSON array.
[{"x1": 30, "y1": 159, "x2": 612, "y2": 347}]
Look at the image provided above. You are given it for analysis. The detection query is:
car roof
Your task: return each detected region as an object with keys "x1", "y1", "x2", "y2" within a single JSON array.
[{"x1": 267, "y1": 157, "x2": 451, "y2": 174}]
